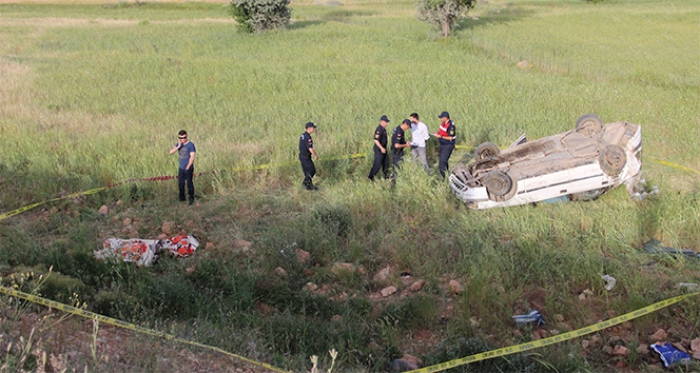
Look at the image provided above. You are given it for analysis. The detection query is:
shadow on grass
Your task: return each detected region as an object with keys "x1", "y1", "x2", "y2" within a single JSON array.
[
  {"x1": 287, "y1": 20, "x2": 325, "y2": 30},
  {"x1": 453, "y1": 4, "x2": 536, "y2": 35}
]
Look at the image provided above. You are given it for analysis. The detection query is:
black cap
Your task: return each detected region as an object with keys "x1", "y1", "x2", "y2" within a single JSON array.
[
  {"x1": 402, "y1": 119, "x2": 411, "y2": 126},
  {"x1": 438, "y1": 111, "x2": 450, "y2": 119},
  {"x1": 305, "y1": 122, "x2": 317, "y2": 129},
  {"x1": 380, "y1": 115, "x2": 390, "y2": 123}
]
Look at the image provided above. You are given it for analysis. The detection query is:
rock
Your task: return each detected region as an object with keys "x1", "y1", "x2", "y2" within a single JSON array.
[
  {"x1": 302, "y1": 282, "x2": 318, "y2": 292},
  {"x1": 649, "y1": 329, "x2": 667, "y2": 343},
  {"x1": 373, "y1": 265, "x2": 393, "y2": 284},
  {"x1": 115, "y1": 199, "x2": 122, "y2": 206},
  {"x1": 512, "y1": 329, "x2": 523, "y2": 338},
  {"x1": 331, "y1": 262, "x2": 356, "y2": 276},
  {"x1": 123, "y1": 218, "x2": 132, "y2": 226},
  {"x1": 590, "y1": 334, "x2": 603, "y2": 347},
  {"x1": 186, "y1": 265, "x2": 195, "y2": 274},
  {"x1": 389, "y1": 359, "x2": 418, "y2": 372},
  {"x1": 205, "y1": 242, "x2": 214, "y2": 250},
  {"x1": 401, "y1": 354, "x2": 422, "y2": 366},
  {"x1": 161, "y1": 221, "x2": 175, "y2": 235},
  {"x1": 232, "y1": 239, "x2": 252, "y2": 253},
  {"x1": 517, "y1": 60, "x2": 530, "y2": 70},
  {"x1": 274, "y1": 267, "x2": 287, "y2": 277},
  {"x1": 331, "y1": 315, "x2": 342, "y2": 322},
  {"x1": 691, "y1": 338, "x2": 700, "y2": 353},
  {"x1": 410, "y1": 279, "x2": 426, "y2": 292},
  {"x1": 469, "y1": 317, "x2": 479, "y2": 327},
  {"x1": 531, "y1": 329, "x2": 547, "y2": 340},
  {"x1": 295, "y1": 249, "x2": 311, "y2": 264},
  {"x1": 157, "y1": 233, "x2": 168, "y2": 240},
  {"x1": 612, "y1": 345, "x2": 629, "y2": 357},
  {"x1": 380, "y1": 286, "x2": 397, "y2": 297},
  {"x1": 98, "y1": 205, "x2": 109, "y2": 215},
  {"x1": 448, "y1": 280, "x2": 464, "y2": 295},
  {"x1": 554, "y1": 314, "x2": 565, "y2": 322},
  {"x1": 581, "y1": 339, "x2": 590, "y2": 349},
  {"x1": 400, "y1": 275, "x2": 414, "y2": 287},
  {"x1": 636, "y1": 343, "x2": 650, "y2": 356},
  {"x1": 579, "y1": 289, "x2": 593, "y2": 301}
]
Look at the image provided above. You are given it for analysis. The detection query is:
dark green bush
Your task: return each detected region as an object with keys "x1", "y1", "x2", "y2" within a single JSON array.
[{"x1": 229, "y1": 0, "x2": 291, "y2": 33}]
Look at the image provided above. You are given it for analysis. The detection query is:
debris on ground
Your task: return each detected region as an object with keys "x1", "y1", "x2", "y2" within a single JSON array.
[
  {"x1": 651, "y1": 342, "x2": 691, "y2": 368},
  {"x1": 643, "y1": 239, "x2": 699, "y2": 258},
  {"x1": 95, "y1": 235, "x2": 199, "y2": 266},
  {"x1": 602, "y1": 275, "x2": 617, "y2": 291},
  {"x1": 512, "y1": 310, "x2": 544, "y2": 327}
]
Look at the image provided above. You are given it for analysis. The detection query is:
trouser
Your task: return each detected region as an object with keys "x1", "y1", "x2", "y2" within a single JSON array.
[
  {"x1": 438, "y1": 143, "x2": 454, "y2": 178},
  {"x1": 411, "y1": 146, "x2": 430, "y2": 173},
  {"x1": 368, "y1": 149, "x2": 389, "y2": 180},
  {"x1": 178, "y1": 167, "x2": 195, "y2": 201},
  {"x1": 300, "y1": 157, "x2": 316, "y2": 189},
  {"x1": 392, "y1": 151, "x2": 404, "y2": 170}
]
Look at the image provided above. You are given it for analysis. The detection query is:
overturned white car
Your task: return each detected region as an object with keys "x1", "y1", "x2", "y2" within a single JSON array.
[{"x1": 449, "y1": 114, "x2": 642, "y2": 209}]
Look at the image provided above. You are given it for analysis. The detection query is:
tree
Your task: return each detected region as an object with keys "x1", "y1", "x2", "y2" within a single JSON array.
[
  {"x1": 230, "y1": 0, "x2": 291, "y2": 33},
  {"x1": 416, "y1": 0, "x2": 476, "y2": 38}
]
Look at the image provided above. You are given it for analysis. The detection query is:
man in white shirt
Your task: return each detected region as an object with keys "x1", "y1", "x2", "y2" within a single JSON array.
[{"x1": 409, "y1": 112, "x2": 430, "y2": 174}]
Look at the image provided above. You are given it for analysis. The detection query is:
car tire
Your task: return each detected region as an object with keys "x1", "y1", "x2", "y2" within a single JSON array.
[
  {"x1": 575, "y1": 114, "x2": 603, "y2": 137},
  {"x1": 475, "y1": 142, "x2": 500, "y2": 162},
  {"x1": 599, "y1": 144, "x2": 626, "y2": 176},
  {"x1": 484, "y1": 171, "x2": 517, "y2": 202}
]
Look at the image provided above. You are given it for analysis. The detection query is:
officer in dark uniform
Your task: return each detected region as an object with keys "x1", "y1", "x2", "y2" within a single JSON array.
[
  {"x1": 299, "y1": 122, "x2": 319, "y2": 190},
  {"x1": 434, "y1": 111, "x2": 456, "y2": 178},
  {"x1": 368, "y1": 115, "x2": 390, "y2": 181},
  {"x1": 391, "y1": 119, "x2": 412, "y2": 169}
]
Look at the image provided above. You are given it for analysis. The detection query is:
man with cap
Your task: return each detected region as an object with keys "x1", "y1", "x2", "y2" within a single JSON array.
[
  {"x1": 391, "y1": 119, "x2": 412, "y2": 170},
  {"x1": 434, "y1": 111, "x2": 456, "y2": 178},
  {"x1": 299, "y1": 122, "x2": 319, "y2": 190},
  {"x1": 409, "y1": 112, "x2": 430, "y2": 174},
  {"x1": 368, "y1": 115, "x2": 390, "y2": 181}
]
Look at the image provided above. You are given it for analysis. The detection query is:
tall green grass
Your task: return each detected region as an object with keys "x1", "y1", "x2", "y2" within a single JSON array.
[{"x1": 1, "y1": 0, "x2": 700, "y2": 371}]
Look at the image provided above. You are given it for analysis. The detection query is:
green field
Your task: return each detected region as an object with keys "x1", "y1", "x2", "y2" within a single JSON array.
[{"x1": 1, "y1": 0, "x2": 700, "y2": 371}]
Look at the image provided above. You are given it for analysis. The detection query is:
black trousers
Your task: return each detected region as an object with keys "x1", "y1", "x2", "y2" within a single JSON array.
[
  {"x1": 392, "y1": 152, "x2": 404, "y2": 169},
  {"x1": 438, "y1": 143, "x2": 454, "y2": 178},
  {"x1": 368, "y1": 149, "x2": 390, "y2": 180},
  {"x1": 178, "y1": 167, "x2": 195, "y2": 201},
  {"x1": 300, "y1": 157, "x2": 316, "y2": 189}
]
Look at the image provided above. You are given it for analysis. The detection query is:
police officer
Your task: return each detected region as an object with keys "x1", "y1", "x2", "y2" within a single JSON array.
[
  {"x1": 299, "y1": 122, "x2": 319, "y2": 190},
  {"x1": 391, "y1": 119, "x2": 412, "y2": 169},
  {"x1": 434, "y1": 111, "x2": 456, "y2": 178},
  {"x1": 368, "y1": 115, "x2": 390, "y2": 181}
]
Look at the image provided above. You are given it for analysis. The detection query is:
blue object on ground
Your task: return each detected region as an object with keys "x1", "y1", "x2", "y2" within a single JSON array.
[
  {"x1": 512, "y1": 310, "x2": 544, "y2": 327},
  {"x1": 650, "y1": 343, "x2": 690, "y2": 368}
]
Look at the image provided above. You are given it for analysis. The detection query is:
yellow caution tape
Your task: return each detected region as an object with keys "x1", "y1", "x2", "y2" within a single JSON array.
[
  {"x1": 0, "y1": 187, "x2": 108, "y2": 221},
  {"x1": 648, "y1": 158, "x2": 700, "y2": 176},
  {"x1": 0, "y1": 286, "x2": 290, "y2": 373},
  {"x1": 2, "y1": 153, "x2": 697, "y2": 222},
  {"x1": 406, "y1": 291, "x2": 699, "y2": 373}
]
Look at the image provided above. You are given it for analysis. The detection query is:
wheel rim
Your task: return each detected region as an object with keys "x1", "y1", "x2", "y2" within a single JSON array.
[{"x1": 483, "y1": 171, "x2": 512, "y2": 197}]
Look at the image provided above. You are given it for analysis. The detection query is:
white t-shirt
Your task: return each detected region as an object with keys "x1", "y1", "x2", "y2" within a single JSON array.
[{"x1": 410, "y1": 122, "x2": 430, "y2": 148}]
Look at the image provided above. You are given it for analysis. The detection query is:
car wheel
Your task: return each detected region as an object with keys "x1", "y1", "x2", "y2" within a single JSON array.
[
  {"x1": 484, "y1": 171, "x2": 517, "y2": 202},
  {"x1": 570, "y1": 188, "x2": 608, "y2": 201},
  {"x1": 575, "y1": 114, "x2": 603, "y2": 136},
  {"x1": 475, "y1": 142, "x2": 500, "y2": 162},
  {"x1": 599, "y1": 144, "x2": 626, "y2": 176}
]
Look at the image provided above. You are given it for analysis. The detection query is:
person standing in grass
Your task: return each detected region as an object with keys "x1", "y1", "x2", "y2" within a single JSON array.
[
  {"x1": 409, "y1": 112, "x2": 430, "y2": 174},
  {"x1": 434, "y1": 111, "x2": 456, "y2": 178},
  {"x1": 169, "y1": 130, "x2": 196, "y2": 205},
  {"x1": 368, "y1": 115, "x2": 390, "y2": 181},
  {"x1": 391, "y1": 119, "x2": 412, "y2": 169},
  {"x1": 299, "y1": 121, "x2": 319, "y2": 190}
]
